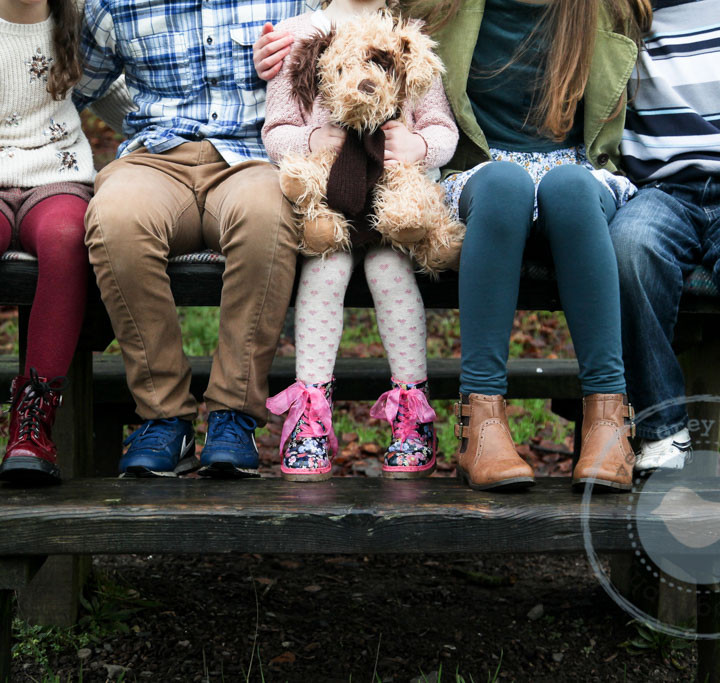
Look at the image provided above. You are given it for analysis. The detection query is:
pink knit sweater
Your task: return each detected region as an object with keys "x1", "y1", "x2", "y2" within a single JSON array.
[{"x1": 261, "y1": 11, "x2": 458, "y2": 171}]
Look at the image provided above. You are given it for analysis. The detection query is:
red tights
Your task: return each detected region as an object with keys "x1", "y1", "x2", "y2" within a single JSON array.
[{"x1": 0, "y1": 195, "x2": 88, "y2": 379}]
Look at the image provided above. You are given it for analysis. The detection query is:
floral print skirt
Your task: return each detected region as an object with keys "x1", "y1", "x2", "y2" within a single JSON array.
[{"x1": 442, "y1": 145, "x2": 637, "y2": 223}]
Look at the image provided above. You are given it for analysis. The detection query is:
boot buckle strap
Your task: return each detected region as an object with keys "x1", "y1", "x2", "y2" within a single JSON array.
[
  {"x1": 453, "y1": 401, "x2": 472, "y2": 418},
  {"x1": 624, "y1": 403, "x2": 636, "y2": 438},
  {"x1": 454, "y1": 422, "x2": 467, "y2": 439}
]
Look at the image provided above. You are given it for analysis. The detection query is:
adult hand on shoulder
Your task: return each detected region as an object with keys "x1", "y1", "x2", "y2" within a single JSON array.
[
  {"x1": 253, "y1": 22, "x2": 294, "y2": 81},
  {"x1": 309, "y1": 123, "x2": 347, "y2": 153},
  {"x1": 382, "y1": 120, "x2": 427, "y2": 167}
]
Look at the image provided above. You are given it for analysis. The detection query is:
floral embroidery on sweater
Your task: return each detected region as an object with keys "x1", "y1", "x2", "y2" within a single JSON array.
[
  {"x1": 56, "y1": 150, "x2": 78, "y2": 172},
  {"x1": 0, "y1": 146, "x2": 18, "y2": 159},
  {"x1": 45, "y1": 120, "x2": 69, "y2": 143},
  {"x1": 26, "y1": 48, "x2": 53, "y2": 82},
  {"x1": 4, "y1": 113, "x2": 22, "y2": 127}
]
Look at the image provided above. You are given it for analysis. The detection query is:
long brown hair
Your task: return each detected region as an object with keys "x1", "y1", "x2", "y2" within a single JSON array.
[
  {"x1": 47, "y1": 0, "x2": 82, "y2": 100},
  {"x1": 403, "y1": 0, "x2": 653, "y2": 141}
]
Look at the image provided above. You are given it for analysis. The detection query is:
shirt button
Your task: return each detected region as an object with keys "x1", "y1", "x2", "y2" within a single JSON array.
[
  {"x1": 211, "y1": 112, "x2": 218, "y2": 120},
  {"x1": 210, "y1": 77, "x2": 218, "y2": 86},
  {"x1": 597, "y1": 153, "x2": 610, "y2": 166},
  {"x1": 206, "y1": 36, "x2": 213, "y2": 45}
]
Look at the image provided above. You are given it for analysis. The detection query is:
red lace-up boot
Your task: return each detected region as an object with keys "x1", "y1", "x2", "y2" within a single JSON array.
[{"x1": 0, "y1": 369, "x2": 67, "y2": 485}]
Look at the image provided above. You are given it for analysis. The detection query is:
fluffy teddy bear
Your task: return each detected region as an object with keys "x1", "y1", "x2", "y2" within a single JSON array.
[{"x1": 277, "y1": 11, "x2": 465, "y2": 274}]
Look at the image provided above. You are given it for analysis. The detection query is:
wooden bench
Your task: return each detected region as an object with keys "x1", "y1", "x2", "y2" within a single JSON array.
[{"x1": 1, "y1": 252, "x2": 719, "y2": 682}]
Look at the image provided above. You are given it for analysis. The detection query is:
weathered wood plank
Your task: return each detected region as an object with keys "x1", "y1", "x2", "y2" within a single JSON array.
[
  {"x1": 3, "y1": 259, "x2": 717, "y2": 314},
  {"x1": 1, "y1": 478, "x2": 714, "y2": 556},
  {"x1": 0, "y1": 356, "x2": 582, "y2": 404}
]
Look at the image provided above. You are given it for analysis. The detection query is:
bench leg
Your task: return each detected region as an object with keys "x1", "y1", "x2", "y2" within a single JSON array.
[
  {"x1": 697, "y1": 589, "x2": 720, "y2": 683},
  {"x1": 0, "y1": 557, "x2": 46, "y2": 682},
  {"x1": 15, "y1": 342, "x2": 94, "y2": 626},
  {"x1": 1, "y1": 589, "x2": 11, "y2": 683},
  {"x1": 92, "y1": 405, "x2": 124, "y2": 476}
]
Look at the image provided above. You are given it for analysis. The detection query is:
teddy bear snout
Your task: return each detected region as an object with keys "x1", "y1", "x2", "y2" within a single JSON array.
[{"x1": 358, "y1": 79, "x2": 377, "y2": 95}]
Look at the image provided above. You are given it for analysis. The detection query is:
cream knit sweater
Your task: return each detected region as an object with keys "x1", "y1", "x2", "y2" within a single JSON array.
[{"x1": 0, "y1": 15, "x2": 95, "y2": 188}]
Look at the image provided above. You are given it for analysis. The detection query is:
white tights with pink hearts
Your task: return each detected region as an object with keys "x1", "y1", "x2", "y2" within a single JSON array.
[{"x1": 294, "y1": 246, "x2": 428, "y2": 385}]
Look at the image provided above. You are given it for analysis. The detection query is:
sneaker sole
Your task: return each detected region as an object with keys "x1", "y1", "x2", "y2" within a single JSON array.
[
  {"x1": 0, "y1": 457, "x2": 61, "y2": 486},
  {"x1": 198, "y1": 462, "x2": 261, "y2": 479},
  {"x1": 119, "y1": 467, "x2": 178, "y2": 479},
  {"x1": 456, "y1": 465, "x2": 535, "y2": 492}
]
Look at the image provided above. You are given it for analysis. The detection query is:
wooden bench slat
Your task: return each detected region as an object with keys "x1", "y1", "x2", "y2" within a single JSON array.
[
  {"x1": 0, "y1": 477, "x2": 708, "y2": 556},
  {"x1": 0, "y1": 355, "x2": 581, "y2": 403}
]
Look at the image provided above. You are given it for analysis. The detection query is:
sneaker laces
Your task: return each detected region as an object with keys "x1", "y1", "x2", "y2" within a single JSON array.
[
  {"x1": 370, "y1": 384, "x2": 436, "y2": 443},
  {"x1": 123, "y1": 418, "x2": 186, "y2": 449},
  {"x1": 16, "y1": 368, "x2": 67, "y2": 443},
  {"x1": 207, "y1": 410, "x2": 257, "y2": 443},
  {"x1": 266, "y1": 381, "x2": 338, "y2": 457}
]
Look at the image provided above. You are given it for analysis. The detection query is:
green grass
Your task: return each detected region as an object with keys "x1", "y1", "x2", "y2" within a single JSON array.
[
  {"x1": 507, "y1": 398, "x2": 574, "y2": 445},
  {"x1": 334, "y1": 407, "x2": 388, "y2": 446},
  {"x1": 12, "y1": 571, "x2": 158, "y2": 679},
  {"x1": 178, "y1": 307, "x2": 221, "y2": 356}
]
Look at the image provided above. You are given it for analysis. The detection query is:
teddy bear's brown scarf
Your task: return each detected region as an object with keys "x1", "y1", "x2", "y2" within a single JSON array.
[{"x1": 325, "y1": 127, "x2": 385, "y2": 242}]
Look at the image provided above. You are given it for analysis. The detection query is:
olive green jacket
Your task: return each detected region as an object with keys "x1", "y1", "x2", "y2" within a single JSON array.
[{"x1": 435, "y1": 0, "x2": 638, "y2": 176}]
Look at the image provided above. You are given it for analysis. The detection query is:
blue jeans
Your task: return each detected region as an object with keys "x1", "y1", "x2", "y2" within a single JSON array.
[
  {"x1": 459, "y1": 161, "x2": 625, "y2": 396},
  {"x1": 609, "y1": 177, "x2": 720, "y2": 440}
]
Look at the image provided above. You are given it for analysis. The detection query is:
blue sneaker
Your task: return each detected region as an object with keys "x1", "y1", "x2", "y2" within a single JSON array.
[
  {"x1": 119, "y1": 418, "x2": 195, "y2": 478},
  {"x1": 199, "y1": 410, "x2": 260, "y2": 479}
]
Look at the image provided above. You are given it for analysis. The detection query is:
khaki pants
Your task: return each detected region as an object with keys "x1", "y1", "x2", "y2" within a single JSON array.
[{"x1": 85, "y1": 142, "x2": 297, "y2": 423}]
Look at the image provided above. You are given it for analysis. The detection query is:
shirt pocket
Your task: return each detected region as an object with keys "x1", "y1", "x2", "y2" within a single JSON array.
[
  {"x1": 230, "y1": 23, "x2": 264, "y2": 92},
  {"x1": 125, "y1": 32, "x2": 196, "y2": 98}
]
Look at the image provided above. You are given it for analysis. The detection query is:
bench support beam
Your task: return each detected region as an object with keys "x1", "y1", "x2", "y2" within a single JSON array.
[
  {"x1": 17, "y1": 348, "x2": 94, "y2": 627},
  {"x1": 0, "y1": 557, "x2": 46, "y2": 683}
]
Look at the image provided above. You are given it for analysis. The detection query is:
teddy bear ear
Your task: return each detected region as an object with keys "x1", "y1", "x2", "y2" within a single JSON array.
[
  {"x1": 289, "y1": 29, "x2": 336, "y2": 114},
  {"x1": 395, "y1": 19, "x2": 444, "y2": 102}
]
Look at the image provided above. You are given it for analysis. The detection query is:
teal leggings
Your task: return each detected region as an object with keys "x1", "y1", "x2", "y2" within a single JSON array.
[{"x1": 458, "y1": 161, "x2": 626, "y2": 396}]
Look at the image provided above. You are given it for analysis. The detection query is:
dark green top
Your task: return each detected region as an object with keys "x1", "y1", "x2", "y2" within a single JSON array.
[{"x1": 466, "y1": 0, "x2": 583, "y2": 151}]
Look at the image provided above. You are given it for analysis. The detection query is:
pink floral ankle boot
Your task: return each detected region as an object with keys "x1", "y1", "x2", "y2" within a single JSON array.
[
  {"x1": 266, "y1": 379, "x2": 337, "y2": 482},
  {"x1": 370, "y1": 378, "x2": 437, "y2": 479}
]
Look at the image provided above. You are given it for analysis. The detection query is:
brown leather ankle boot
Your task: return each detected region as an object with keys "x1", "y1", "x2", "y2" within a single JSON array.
[
  {"x1": 454, "y1": 393, "x2": 535, "y2": 491},
  {"x1": 572, "y1": 393, "x2": 635, "y2": 491}
]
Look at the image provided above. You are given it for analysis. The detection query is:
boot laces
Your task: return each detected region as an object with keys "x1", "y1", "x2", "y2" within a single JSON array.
[
  {"x1": 266, "y1": 381, "x2": 337, "y2": 457},
  {"x1": 208, "y1": 411, "x2": 256, "y2": 444},
  {"x1": 370, "y1": 384, "x2": 436, "y2": 443},
  {"x1": 16, "y1": 368, "x2": 67, "y2": 443},
  {"x1": 394, "y1": 390, "x2": 424, "y2": 442},
  {"x1": 123, "y1": 418, "x2": 185, "y2": 448}
]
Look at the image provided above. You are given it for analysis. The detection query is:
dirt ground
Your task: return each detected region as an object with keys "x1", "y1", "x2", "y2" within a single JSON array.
[{"x1": 12, "y1": 550, "x2": 698, "y2": 682}]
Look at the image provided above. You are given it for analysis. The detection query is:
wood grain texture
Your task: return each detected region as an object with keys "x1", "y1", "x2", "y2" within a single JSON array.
[
  {"x1": 0, "y1": 356, "x2": 583, "y2": 404},
  {"x1": 2, "y1": 260, "x2": 717, "y2": 315},
  {"x1": 1, "y1": 477, "x2": 712, "y2": 557}
]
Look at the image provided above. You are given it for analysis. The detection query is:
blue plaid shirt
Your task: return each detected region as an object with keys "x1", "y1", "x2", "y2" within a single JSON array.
[{"x1": 74, "y1": 0, "x2": 320, "y2": 165}]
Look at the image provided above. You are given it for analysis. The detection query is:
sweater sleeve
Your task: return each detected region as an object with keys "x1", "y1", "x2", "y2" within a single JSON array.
[
  {"x1": 261, "y1": 56, "x2": 318, "y2": 162},
  {"x1": 411, "y1": 75, "x2": 459, "y2": 170},
  {"x1": 88, "y1": 74, "x2": 136, "y2": 134}
]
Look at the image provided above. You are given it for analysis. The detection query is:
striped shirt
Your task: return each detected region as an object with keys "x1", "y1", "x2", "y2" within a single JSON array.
[
  {"x1": 73, "y1": 0, "x2": 319, "y2": 165},
  {"x1": 621, "y1": 0, "x2": 720, "y2": 183}
]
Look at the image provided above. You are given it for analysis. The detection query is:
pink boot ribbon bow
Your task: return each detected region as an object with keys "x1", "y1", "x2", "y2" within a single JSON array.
[
  {"x1": 370, "y1": 385, "x2": 436, "y2": 441},
  {"x1": 266, "y1": 381, "x2": 338, "y2": 457}
]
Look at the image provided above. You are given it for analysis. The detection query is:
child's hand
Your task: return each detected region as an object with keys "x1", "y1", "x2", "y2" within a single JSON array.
[
  {"x1": 253, "y1": 22, "x2": 294, "y2": 81},
  {"x1": 309, "y1": 123, "x2": 347, "y2": 153},
  {"x1": 381, "y1": 120, "x2": 427, "y2": 167}
]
